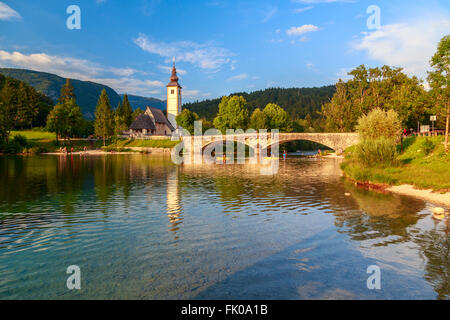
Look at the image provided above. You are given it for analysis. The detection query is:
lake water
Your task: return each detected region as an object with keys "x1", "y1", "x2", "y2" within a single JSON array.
[{"x1": 0, "y1": 154, "x2": 448, "y2": 299}]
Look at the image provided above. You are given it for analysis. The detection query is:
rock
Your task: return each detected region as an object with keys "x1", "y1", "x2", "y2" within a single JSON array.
[
  {"x1": 433, "y1": 207, "x2": 445, "y2": 215},
  {"x1": 344, "y1": 193, "x2": 351, "y2": 196}
]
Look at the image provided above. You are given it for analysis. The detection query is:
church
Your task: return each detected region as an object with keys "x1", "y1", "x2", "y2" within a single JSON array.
[{"x1": 128, "y1": 63, "x2": 182, "y2": 137}]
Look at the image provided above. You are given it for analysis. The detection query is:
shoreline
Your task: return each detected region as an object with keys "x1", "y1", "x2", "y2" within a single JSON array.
[
  {"x1": 387, "y1": 184, "x2": 450, "y2": 208},
  {"x1": 343, "y1": 173, "x2": 450, "y2": 207}
]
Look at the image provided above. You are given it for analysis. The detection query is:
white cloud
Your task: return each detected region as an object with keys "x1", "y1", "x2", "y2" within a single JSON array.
[
  {"x1": 351, "y1": 17, "x2": 450, "y2": 78},
  {"x1": 294, "y1": 6, "x2": 313, "y2": 13},
  {"x1": 227, "y1": 73, "x2": 248, "y2": 81},
  {"x1": 0, "y1": 50, "x2": 165, "y2": 96},
  {"x1": 158, "y1": 65, "x2": 187, "y2": 75},
  {"x1": 134, "y1": 34, "x2": 234, "y2": 70},
  {"x1": 0, "y1": 2, "x2": 21, "y2": 21},
  {"x1": 287, "y1": 24, "x2": 319, "y2": 36}
]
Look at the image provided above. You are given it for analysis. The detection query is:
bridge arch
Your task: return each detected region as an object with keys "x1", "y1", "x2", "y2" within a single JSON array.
[{"x1": 184, "y1": 132, "x2": 359, "y2": 155}]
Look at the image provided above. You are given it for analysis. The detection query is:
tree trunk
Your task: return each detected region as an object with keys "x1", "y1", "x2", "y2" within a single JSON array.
[
  {"x1": 445, "y1": 112, "x2": 449, "y2": 153},
  {"x1": 103, "y1": 137, "x2": 106, "y2": 147}
]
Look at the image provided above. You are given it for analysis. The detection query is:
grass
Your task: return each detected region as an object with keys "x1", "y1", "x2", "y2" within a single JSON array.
[
  {"x1": 6, "y1": 129, "x2": 104, "y2": 154},
  {"x1": 112, "y1": 139, "x2": 179, "y2": 149},
  {"x1": 342, "y1": 136, "x2": 450, "y2": 191},
  {"x1": 11, "y1": 129, "x2": 56, "y2": 141}
]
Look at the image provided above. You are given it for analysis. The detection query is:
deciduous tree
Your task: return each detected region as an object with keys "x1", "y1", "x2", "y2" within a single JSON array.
[{"x1": 427, "y1": 35, "x2": 449, "y2": 152}]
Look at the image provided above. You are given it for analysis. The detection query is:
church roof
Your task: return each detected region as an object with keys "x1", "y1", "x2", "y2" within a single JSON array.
[
  {"x1": 167, "y1": 63, "x2": 182, "y2": 88},
  {"x1": 146, "y1": 106, "x2": 175, "y2": 131},
  {"x1": 130, "y1": 114, "x2": 156, "y2": 130}
]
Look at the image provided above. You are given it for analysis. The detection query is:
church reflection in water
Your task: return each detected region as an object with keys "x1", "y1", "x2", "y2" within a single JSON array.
[{"x1": 166, "y1": 167, "x2": 182, "y2": 241}]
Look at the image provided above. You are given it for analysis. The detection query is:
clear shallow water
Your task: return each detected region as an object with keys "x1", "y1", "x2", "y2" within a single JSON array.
[{"x1": 0, "y1": 154, "x2": 448, "y2": 300}]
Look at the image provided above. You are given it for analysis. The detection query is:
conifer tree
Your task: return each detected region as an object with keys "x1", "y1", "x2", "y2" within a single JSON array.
[
  {"x1": 59, "y1": 78, "x2": 76, "y2": 104},
  {"x1": 94, "y1": 89, "x2": 114, "y2": 146},
  {"x1": 114, "y1": 102, "x2": 128, "y2": 136},
  {"x1": 122, "y1": 94, "x2": 133, "y2": 127}
]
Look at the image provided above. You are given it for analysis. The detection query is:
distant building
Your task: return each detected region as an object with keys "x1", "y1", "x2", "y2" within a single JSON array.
[{"x1": 128, "y1": 63, "x2": 182, "y2": 137}]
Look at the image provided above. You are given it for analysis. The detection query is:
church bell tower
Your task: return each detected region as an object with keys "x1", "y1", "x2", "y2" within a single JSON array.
[{"x1": 166, "y1": 63, "x2": 182, "y2": 129}]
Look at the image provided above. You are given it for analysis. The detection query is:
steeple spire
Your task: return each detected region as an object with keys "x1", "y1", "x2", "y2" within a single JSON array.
[{"x1": 167, "y1": 62, "x2": 181, "y2": 88}]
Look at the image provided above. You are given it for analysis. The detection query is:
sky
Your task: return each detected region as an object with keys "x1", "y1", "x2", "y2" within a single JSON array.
[{"x1": 0, "y1": 0, "x2": 449, "y2": 102}]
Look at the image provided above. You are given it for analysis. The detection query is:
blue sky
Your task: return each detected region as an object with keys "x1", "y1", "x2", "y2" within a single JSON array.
[{"x1": 0, "y1": 0, "x2": 449, "y2": 101}]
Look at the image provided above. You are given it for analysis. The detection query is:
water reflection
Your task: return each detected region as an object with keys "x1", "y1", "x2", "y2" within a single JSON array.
[{"x1": 0, "y1": 155, "x2": 448, "y2": 299}]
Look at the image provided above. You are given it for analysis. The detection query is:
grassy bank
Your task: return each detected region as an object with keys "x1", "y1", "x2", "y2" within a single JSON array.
[
  {"x1": 2, "y1": 130, "x2": 103, "y2": 154},
  {"x1": 112, "y1": 139, "x2": 179, "y2": 149},
  {"x1": 341, "y1": 136, "x2": 450, "y2": 191}
]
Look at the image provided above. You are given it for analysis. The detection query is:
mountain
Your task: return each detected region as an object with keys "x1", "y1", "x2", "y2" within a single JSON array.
[
  {"x1": 0, "y1": 68, "x2": 121, "y2": 119},
  {"x1": 120, "y1": 94, "x2": 166, "y2": 111},
  {"x1": 183, "y1": 86, "x2": 336, "y2": 121}
]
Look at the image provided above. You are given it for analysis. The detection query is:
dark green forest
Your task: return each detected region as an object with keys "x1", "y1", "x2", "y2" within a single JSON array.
[{"x1": 184, "y1": 86, "x2": 336, "y2": 121}]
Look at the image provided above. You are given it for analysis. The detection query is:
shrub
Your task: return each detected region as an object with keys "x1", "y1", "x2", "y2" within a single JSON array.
[
  {"x1": 421, "y1": 138, "x2": 435, "y2": 155},
  {"x1": 355, "y1": 137, "x2": 398, "y2": 167},
  {"x1": 11, "y1": 134, "x2": 29, "y2": 148},
  {"x1": 356, "y1": 108, "x2": 402, "y2": 142}
]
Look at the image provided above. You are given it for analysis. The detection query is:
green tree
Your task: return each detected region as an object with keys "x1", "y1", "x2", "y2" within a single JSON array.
[
  {"x1": 263, "y1": 103, "x2": 292, "y2": 132},
  {"x1": 58, "y1": 78, "x2": 76, "y2": 104},
  {"x1": 0, "y1": 80, "x2": 18, "y2": 143},
  {"x1": 46, "y1": 98, "x2": 83, "y2": 141},
  {"x1": 121, "y1": 94, "x2": 133, "y2": 127},
  {"x1": 114, "y1": 102, "x2": 128, "y2": 136},
  {"x1": 321, "y1": 80, "x2": 358, "y2": 132},
  {"x1": 249, "y1": 108, "x2": 268, "y2": 130},
  {"x1": 131, "y1": 107, "x2": 144, "y2": 122},
  {"x1": 176, "y1": 109, "x2": 199, "y2": 134},
  {"x1": 94, "y1": 89, "x2": 114, "y2": 146},
  {"x1": 213, "y1": 96, "x2": 249, "y2": 133},
  {"x1": 356, "y1": 108, "x2": 402, "y2": 142},
  {"x1": 427, "y1": 35, "x2": 449, "y2": 152}
]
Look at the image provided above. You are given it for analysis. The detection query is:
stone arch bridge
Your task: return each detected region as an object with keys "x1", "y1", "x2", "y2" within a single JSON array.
[{"x1": 182, "y1": 132, "x2": 359, "y2": 155}]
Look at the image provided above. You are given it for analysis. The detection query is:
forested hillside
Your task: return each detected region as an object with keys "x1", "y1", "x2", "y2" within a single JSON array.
[
  {"x1": 183, "y1": 86, "x2": 335, "y2": 121},
  {"x1": 120, "y1": 94, "x2": 165, "y2": 111},
  {"x1": 0, "y1": 68, "x2": 121, "y2": 119}
]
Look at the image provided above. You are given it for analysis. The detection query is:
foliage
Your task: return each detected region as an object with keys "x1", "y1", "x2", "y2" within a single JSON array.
[
  {"x1": 46, "y1": 99, "x2": 83, "y2": 140},
  {"x1": 114, "y1": 102, "x2": 128, "y2": 136},
  {"x1": 249, "y1": 108, "x2": 268, "y2": 130},
  {"x1": 58, "y1": 78, "x2": 76, "y2": 104},
  {"x1": 354, "y1": 137, "x2": 398, "y2": 167},
  {"x1": 131, "y1": 107, "x2": 144, "y2": 121},
  {"x1": 176, "y1": 109, "x2": 199, "y2": 134},
  {"x1": 94, "y1": 89, "x2": 114, "y2": 146},
  {"x1": 0, "y1": 134, "x2": 30, "y2": 154},
  {"x1": 0, "y1": 73, "x2": 53, "y2": 142},
  {"x1": 427, "y1": 35, "x2": 449, "y2": 152},
  {"x1": 356, "y1": 108, "x2": 402, "y2": 142},
  {"x1": 121, "y1": 94, "x2": 133, "y2": 127},
  {"x1": 321, "y1": 65, "x2": 430, "y2": 131},
  {"x1": 184, "y1": 86, "x2": 335, "y2": 121},
  {"x1": 0, "y1": 68, "x2": 121, "y2": 119},
  {"x1": 263, "y1": 103, "x2": 292, "y2": 132},
  {"x1": 421, "y1": 138, "x2": 435, "y2": 155},
  {"x1": 342, "y1": 136, "x2": 450, "y2": 190},
  {"x1": 213, "y1": 96, "x2": 249, "y2": 133}
]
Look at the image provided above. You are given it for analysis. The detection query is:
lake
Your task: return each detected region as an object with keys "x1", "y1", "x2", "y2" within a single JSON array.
[{"x1": 0, "y1": 154, "x2": 448, "y2": 299}]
